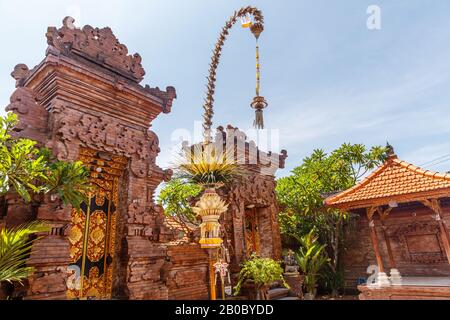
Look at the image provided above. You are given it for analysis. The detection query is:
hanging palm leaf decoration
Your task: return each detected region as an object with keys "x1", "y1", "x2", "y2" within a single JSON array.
[
  {"x1": 201, "y1": 6, "x2": 268, "y2": 145},
  {"x1": 175, "y1": 143, "x2": 242, "y2": 187}
]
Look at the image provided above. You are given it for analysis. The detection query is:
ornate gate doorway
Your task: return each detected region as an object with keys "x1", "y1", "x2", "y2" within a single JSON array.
[
  {"x1": 67, "y1": 148, "x2": 127, "y2": 299},
  {"x1": 244, "y1": 207, "x2": 260, "y2": 257}
]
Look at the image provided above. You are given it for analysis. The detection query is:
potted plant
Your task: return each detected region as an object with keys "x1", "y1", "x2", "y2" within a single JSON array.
[
  {"x1": 295, "y1": 229, "x2": 330, "y2": 300},
  {"x1": 234, "y1": 255, "x2": 288, "y2": 300}
]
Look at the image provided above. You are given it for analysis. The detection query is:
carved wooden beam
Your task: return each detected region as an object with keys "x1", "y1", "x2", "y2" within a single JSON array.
[
  {"x1": 421, "y1": 199, "x2": 450, "y2": 264},
  {"x1": 377, "y1": 207, "x2": 393, "y2": 222},
  {"x1": 367, "y1": 206, "x2": 377, "y2": 222}
]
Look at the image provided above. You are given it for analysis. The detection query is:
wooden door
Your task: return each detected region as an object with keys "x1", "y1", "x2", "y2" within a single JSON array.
[{"x1": 244, "y1": 207, "x2": 260, "y2": 257}]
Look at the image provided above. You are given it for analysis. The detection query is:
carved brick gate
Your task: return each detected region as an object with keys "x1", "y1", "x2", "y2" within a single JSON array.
[{"x1": 3, "y1": 17, "x2": 175, "y2": 299}]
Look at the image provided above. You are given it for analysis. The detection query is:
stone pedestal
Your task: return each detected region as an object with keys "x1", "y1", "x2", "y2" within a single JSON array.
[
  {"x1": 389, "y1": 269, "x2": 402, "y2": 285},
  {"x1": 283, "y1": 272, "x2": 304, "y2": 298},
  {"x1": 376, "y1": 272, "x2": 391, "y2": 286}
]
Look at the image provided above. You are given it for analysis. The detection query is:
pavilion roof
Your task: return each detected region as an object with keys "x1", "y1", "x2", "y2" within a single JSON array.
[{"x1": 325, "y1": 155, "x2": 450, "y2": 210}]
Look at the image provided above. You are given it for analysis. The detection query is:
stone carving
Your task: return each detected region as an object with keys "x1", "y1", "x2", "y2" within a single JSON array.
[
  {"x1": 127, "y1": 200, "x2": 153, "y2": 225},
  {"x1": 29, "y1": 267, "x2": 67, "y2": 294},
  {"x1": 6, "y1": 87, "x2": 36, "y2": 115},
  {"x1": 56, "y1": 112, "x2": 161, "y2": 177},
  {"x1": 391, "y1": 222, "x2": 446, "y2": 264},
  {"x1": 144, "y1": 85, "x2": 177, "y2": 114},
  {"x1": 229, "y1": 174, "x2": 276, "y2": 207},
  {"x1": 11, "y1": 64, "x2": 31, "y2": 88},
  {"x1": 6, "y1": 86, "x2": 47, "y2": 143},
  {"x1": 283, "y1": 249, "x2": 299, "y2": 273},
  {"x1": 46, "y1": 16, "x2": 145, "y2": 82},
  {"x1": 162, "y1": 169, "x2": 174, "y2": 182},
  {"x1": 279, "y1": 150, "x2": 288, "y2": 169}
]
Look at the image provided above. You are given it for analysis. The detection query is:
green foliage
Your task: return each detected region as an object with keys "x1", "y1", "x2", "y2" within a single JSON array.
[
  {"x1": 276, "y1": 143, "x2": 388, "y2": 292},
  {"x1": 0, "y1": 113, "x2": 90, "y2": 208},
  {"x1": 0, "y1": 221, "x2": 50, "y2": 283},
  {"x1": 277, "y1": 144, "x2": 388, "y2": 221},
  {"x1": 0, "y1": 113, "x2": 91, "y2": 286},
  {"x1": 45, "y1": 161, "x2": 91, "y2": 209},
  {"x1": 234, "y1": 255, "x2": 287, "y2": 295},
  {"x1": 157, "y1": 178, "x2": 202, "y2": 226},
  {"x1": 176, "y1": 144, "x2": 243, "y2": 186},
  {"x1": 295, "y1": 229, "x2": 330, "y2": 294},
  {"x1": 0, "y1": 114, "x2": 48, "y2": 202}
]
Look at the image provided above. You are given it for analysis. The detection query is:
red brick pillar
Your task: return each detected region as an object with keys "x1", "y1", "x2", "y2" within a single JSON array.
[{"x1": 25, "y1": 195, "x2": 72, "y2": 300}]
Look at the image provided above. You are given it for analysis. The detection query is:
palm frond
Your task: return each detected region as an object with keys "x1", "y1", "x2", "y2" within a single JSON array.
[
  {"x1": 0, "y1": 221, "x2": 49, "y2": 283},
  {"x1": 175, "y1": 143, "x2": 245, "y2": 186}
]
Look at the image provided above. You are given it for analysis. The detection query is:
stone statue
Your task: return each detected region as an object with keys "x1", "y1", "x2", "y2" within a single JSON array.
[{"x1": 283, "y1": 249, "x2": 299, "y2": 274}]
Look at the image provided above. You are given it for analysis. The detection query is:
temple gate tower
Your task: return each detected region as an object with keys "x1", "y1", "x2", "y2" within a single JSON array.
[{"x1": 3, "y1": 17, "x2": 175, "y2": 300}]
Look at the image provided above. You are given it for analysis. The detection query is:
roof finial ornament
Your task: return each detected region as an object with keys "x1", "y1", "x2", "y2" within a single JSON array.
[
  {"x1": 386, "y1": 141, "x2": 396, "y2": 158},
  {"x1": 63, "y1": 16, "x2": 76, "y2": 30}
]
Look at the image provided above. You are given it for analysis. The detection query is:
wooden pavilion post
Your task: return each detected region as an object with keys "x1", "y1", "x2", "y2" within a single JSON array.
[
  {"x1": 366, "y1": 207, "x2": 390, "y2": 285},
  {"x1": 422, "y1": 199, "x2": 450, "y2": 264},
  {"x1": 378, "y1": 207, "x2": 402, "y2": 284},
  {"x1": 377, "y1": 207, "x2": 396, "y2": 268}
]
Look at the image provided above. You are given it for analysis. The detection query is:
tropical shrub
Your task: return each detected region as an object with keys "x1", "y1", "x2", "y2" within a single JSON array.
[
  {"x1": 0, "y1": 113, "x2": 90, "y2": 208},
  {"x1": 157, "y1": 178, "x2": 202, "y2": 232},
  {"x1": 234, "y1": 255, "x2": 287, "y2": 299},
  {"x1": 0, "y1": 113, "x2": 90, "y2": 287},
  {"x1": 276, "y1": 143, "x2": 388, "y2": 293},
  {"x1": 295, "y1": 229, "x2": 330, "y2": 296},
  {"x1": 0, "y1": 221, "x2": 49, "y2": 283}
]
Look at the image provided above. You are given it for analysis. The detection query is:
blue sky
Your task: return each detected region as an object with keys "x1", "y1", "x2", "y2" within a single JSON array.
[{"x1": 1, "y1": 0, "x2": 450, "y2": 177}]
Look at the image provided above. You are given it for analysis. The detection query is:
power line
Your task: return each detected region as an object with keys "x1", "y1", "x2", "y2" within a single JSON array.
[
  {"x1": 426, "y1": 157, "x2": 450, "y2": 169},
  {"x1": 423, "y1": 156, "x2": 450, "y2": 169},
  {"x1": 419, "y1": 153, "x2": 450, "y2": 167}
]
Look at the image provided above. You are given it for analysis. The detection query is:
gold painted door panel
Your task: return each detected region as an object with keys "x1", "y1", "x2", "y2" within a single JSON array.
[
  {"x1": 67, "y1": 148, "x2": 126, "y2": 300},
  {"x1": 244, "y1": 207, "x2": 260, "y2": 257}
]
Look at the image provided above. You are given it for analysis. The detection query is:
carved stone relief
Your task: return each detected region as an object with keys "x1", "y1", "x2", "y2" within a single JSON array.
[
  {"x1": 391, "y1": 222, "x2": 446, "y2": 264},
  {"x1": 53, "y1": 110, "x2": 160, "y2": 178},
  {"x1": 46, "y1": 17, "x2": 145, "y2": 82}
]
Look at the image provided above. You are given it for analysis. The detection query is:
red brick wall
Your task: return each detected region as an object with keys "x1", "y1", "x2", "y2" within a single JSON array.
[{"x1": 166, "y1": 244, "x2": 209, "y2": 300}]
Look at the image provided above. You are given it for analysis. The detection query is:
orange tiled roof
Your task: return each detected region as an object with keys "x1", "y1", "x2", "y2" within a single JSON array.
[
  {"x1": 164, "y1": 216, "x2": 197, "y2": 244},
  {"x1": 325, "y1": 155, "x2": 450, "y2": 209}
]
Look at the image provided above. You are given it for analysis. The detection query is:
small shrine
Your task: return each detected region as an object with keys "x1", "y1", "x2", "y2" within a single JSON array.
[
  {"x1": 210, "y1": 125, "x2": 287, "y2": 274},
  {"x1": 325, "y1": 150, "x2": 450, "y2": 299},
  {"x1": 177, "y1": 125, "x2": 288, "y2": 299}
]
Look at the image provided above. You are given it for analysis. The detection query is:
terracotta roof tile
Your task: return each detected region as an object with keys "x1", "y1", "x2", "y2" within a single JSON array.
[
  {"x1": 325, "y1": 156, "x2": 450, "y2": 208},
  {"x1": 164, "y1": 216, "x2": 197, "y2": 244}
]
